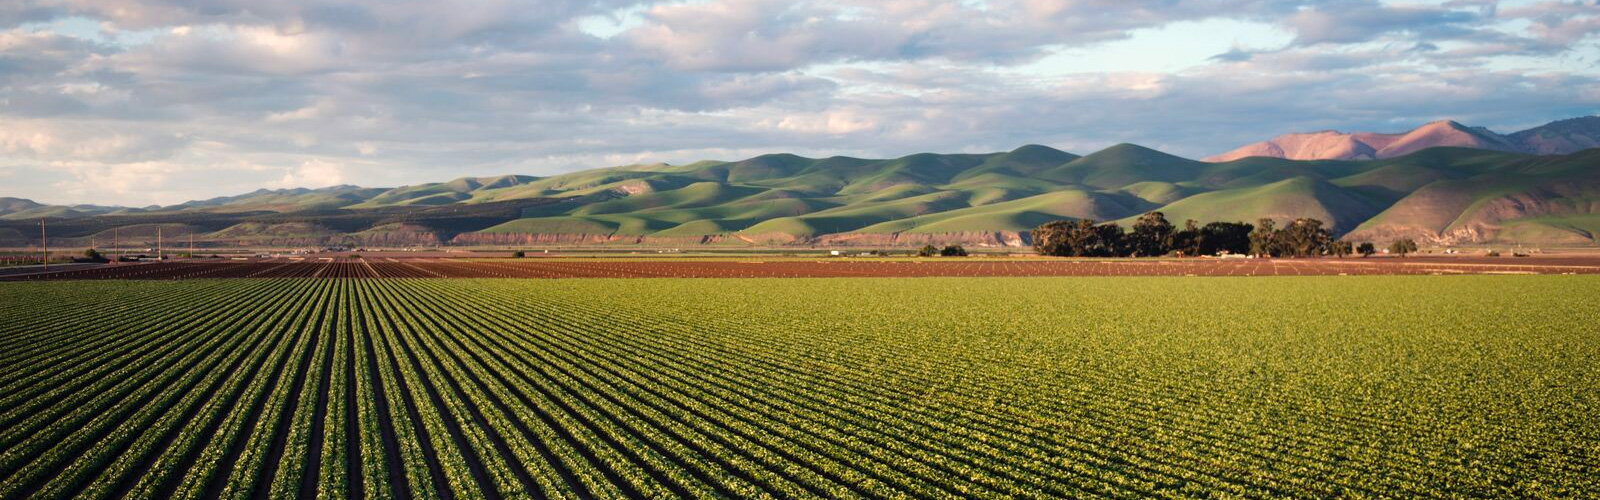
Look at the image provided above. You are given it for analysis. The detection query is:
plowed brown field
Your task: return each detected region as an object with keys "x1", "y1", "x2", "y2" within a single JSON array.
[{"x1": 6, "y1": 256, "x2": 1599, "y2": 280}]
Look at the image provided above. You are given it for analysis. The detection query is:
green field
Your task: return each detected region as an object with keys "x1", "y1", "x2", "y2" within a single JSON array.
[{"x1": 1, "y1": 277, "x2": 1596, "y2": 498}]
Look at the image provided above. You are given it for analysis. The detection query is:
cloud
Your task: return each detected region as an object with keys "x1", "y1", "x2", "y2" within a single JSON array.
[
  {"x1": 274, "y1": 159, "x2": 345, "y2": 188},
  {"x1": 1503, "y1": 1, "x2": 1600, "y2": 47},
  {"x1": 0, "y1": 118, "x2": 189, "y2": 162},
  {"x1": 1209, "y1": 47, "x2": 1255, "y2": 62},
  {"x1": 1282, "y1": 1, "x2": 1487, "y2": 46},
  {"x1": 617, "y1": 0, "x2": 1309, "y2": 71},
  {"x1": 0, "y1": 0, "x2": 1597, "y2": 205}
]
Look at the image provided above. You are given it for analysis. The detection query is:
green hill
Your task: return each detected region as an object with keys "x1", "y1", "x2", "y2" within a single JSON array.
[
  {"x1": 1121, "y1": 176, "x2": 1381, "y2": 233},
  {"x1": 858, "y1": 189, "x2": 1137, "y2": 234},
  {"x1": 348, "y1": 175, "x2": 537, "y2": 208},
  {"x1": 5, "y1": 144, "x2": 1597, "y2": 247},
  {"x1": 1041, "y1": 143, "x2": 1204, "y2": 188},
  {"x1": 1344, "y1": 149, "x2": 1600, "y2": 245}
]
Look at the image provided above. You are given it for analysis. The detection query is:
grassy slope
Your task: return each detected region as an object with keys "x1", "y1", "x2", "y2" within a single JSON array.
[
  {"x1": 856, "y1": 190, "x2": 1132, "y2": 233},
  {"x1": 347, "y1": 175, "x2": 538, "y2": 208},
  {"x1": 1494, "y1": 215, "x2": 1600, "y2": 245},
  {"x1": 0, "y1": 206, "x2": 90, "y2": 220},
  {"x1": 1122, "y1": 176, "x2": 1381, "y2": 232},
  {"x1": 423, "y1": 146, "x2": 1598, "y2": 243},
  {"x1": 18, "y1": 145, "x2": 1594, "y2": 244},
  {"x1": 1350, "y1": 149, "x2": 1600, "y2": 242}
]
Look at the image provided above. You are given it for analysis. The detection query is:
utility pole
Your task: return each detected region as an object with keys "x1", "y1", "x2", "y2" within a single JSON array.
[
  {"x1": 157, "y1": 226, "x2": 163, "y2": 261},
  {"x1": 189, "y1": 233, "x2": 195, "y2": 259},
  {"x1": 39, "y1": 218, "x2": 47, "y2": 271},
  {"x1": 114, "y1": 227, "x2": 120, "y2": 261}
]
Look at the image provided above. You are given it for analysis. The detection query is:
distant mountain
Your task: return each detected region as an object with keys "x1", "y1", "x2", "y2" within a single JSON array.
[
  {"x1": 162, "y1": 185, "x2": 390, "y2": 213},
  {"x1": 1206, "y1": 116, "x2": 1600, "y2": 162},
  {"x1": 4, "y1": 142, "x2": 1600, "y2": 248},
  {"x1": 0, "y1": 197, "x2": 124, "y2": 221},
  {"x1": 0, "y1": 197, "x2": 45, "y2": 215},
  {"x1": 1509, "y1": 116, "x2": 1600, "y2": 155},
  {"x1": 346, "y1": 175, "x2": 539, "y2": 208}
]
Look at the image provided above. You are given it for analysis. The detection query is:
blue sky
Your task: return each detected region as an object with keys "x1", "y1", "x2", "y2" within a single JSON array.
[{"x1": 0, "y1": 0, "x2": 1596, "y2": 205}]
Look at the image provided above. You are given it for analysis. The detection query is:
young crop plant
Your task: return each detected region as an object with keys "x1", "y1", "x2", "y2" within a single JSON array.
[{"x1": 0, "y1": 276, "x2": 1594, "y2": 498}]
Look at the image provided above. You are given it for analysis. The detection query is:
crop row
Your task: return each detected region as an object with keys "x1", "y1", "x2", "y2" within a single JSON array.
[{"x1": 0, "y1": 276, "x2": 1594, "y2": 499}]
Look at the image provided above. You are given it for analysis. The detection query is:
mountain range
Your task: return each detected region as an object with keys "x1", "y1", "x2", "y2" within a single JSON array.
[
  {"x1": 1205, "y1": 116, "x2": 1600, "y2": 162},
  {"x1": 2, "y1": 117, "x2": 1599, "y2": 248}
]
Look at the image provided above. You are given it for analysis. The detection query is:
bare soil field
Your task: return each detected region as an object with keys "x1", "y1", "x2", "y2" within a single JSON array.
[{"x1": 5, "y1": 256, "x2": 1599, "y2": 280}]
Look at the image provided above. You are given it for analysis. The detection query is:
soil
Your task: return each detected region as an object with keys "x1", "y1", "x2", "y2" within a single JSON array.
[{"x1": 7, "y1": 256, "x2": 1600, "y2": 280}]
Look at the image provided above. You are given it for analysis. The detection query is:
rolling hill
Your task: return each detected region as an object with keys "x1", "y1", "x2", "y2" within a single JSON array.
[{"x1": 3, "y1": 143, "x2": 1599, "y2": 248}]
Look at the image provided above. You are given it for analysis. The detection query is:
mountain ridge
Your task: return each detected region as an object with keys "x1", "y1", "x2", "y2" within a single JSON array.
[
  {"x1": 1206, "y1": 116, "x2": 1600, "y2": 162},
  {"x1": 4, "y1": 142, "x2": 1599, "y2": 248}
]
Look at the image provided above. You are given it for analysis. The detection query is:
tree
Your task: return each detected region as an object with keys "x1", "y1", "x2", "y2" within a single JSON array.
[
  {"x1": 1171, "y1": 219, "x2": 1201, "y2": 257},
  {"x1": 1129, "y1": 212, "x2": 1175, "y2": 257},
  {"x1": 1280, "y1": 218, "x2": 1331, "y2": 257},
  {"x1": 917, "y1": 245, "x2": 939, "y2": 257},
  {"x1": 1199, "y1": 221, "x2": 1253, "y2": 256},
  {"x1": 1249, "y1": 218, "x2": 1279, "y2": 258},
  {"x1": 1356, "y1": 242, "x2": 1375, "y2": 257},
  {"x1": 939, "y1": 245, "x2": 968, "y2": 257},
  {"x1": 1032, "y1": 220, "x2": 1077, "y2": 256},
  {"x1": 83, "y1": 248, "x2": 104, "y2": 261},
  {"x1": 1032, "y1": 219, "x2": 1127, "y2": 257},
  {"x1": 512, "y1": 250, "x2": 526, "y2": 258},
  {"x1": 1095, "y1": 223, "x2": 1128, "y2": 257},
  {"x1": 1328, "y1": 240, "x2": 1353, "y2": 258},
  {"x1": 1389, "y1": 239, "x2": 1418, "y2": 257}
]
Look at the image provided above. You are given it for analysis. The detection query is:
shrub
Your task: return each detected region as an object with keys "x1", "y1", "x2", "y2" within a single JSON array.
[
  {"x1": 1357, "y1": 242, "x2": 1376, "y2": 257},
  {"x1": 1389, "y1": 239, "x2": 1419, "y2": 257}
]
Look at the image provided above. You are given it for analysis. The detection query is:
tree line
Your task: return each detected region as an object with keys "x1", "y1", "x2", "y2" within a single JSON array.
[{"x1": 1032, "y1": 212, "x2": 1417, "y2": 258}]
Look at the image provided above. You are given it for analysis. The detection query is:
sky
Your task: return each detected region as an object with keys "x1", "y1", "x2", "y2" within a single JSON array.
[{"x1": 0, "y1": 0, "x2": 1597, "y2": 206}]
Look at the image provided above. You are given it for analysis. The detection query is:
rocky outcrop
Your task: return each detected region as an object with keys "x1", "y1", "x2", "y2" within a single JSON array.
[{"x1": 350, "y1": 223, "x2": 445, "y2": 247}]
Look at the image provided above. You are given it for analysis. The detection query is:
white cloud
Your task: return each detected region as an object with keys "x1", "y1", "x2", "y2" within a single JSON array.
[
  {"x1": 0, "y1": 0, "x2": 1595, "y2": 205},
  {"x1": 274, "y1": 159, "x2": 345, "y2": 188},
  {"x1": 767, "y1": 110, "x2": 878, "y2": 135},
  {"x1": 0, "y1": 119, "x2": 189, "y2": 162}
]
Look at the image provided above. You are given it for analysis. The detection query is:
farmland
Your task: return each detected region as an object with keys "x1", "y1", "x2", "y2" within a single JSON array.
[
  {"x1": 1, "y1": 276, "x2": 1596, "y2": 498},
  {"x1": 6, "y1": 255, "x2": 1600, "y2": 281}
]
